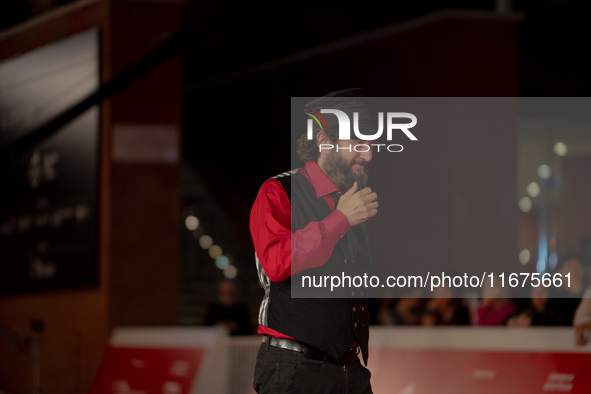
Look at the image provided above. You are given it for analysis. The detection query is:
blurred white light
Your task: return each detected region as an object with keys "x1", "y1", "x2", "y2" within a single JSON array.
[
  {"x1": 185, "y1": 215, "x2": 199, "y2": 230},
  {"x1": 199, "y1": 235, "x2": 213, "y2": 249},
  {"x1": 209, "y1": 245, "x2": 222, "y2": 259},
  {"x1": 536, "y1": 258, "x2": 546, "y2": 274},
  {"x1": 537, "y1": 164, "x2": 551, "y2": 179},
  {"x1": 215, "y1": 255, "x2": 230, "y2": 269},
  {"x1": 554, "y1": 142, "x2": 567, "y2": 156},
  {"x1": 526, "y1": 182, "x2": 540, "y2": 198},
  {"x1": 223, "y1": 265, "x2": 238, "y2": 279},
  {"x1": 519, "y1": 249, "x2": 530, "y2": 265},
  {"x1": 519, "y1": 197, "x2": 532, "y2": 212}
]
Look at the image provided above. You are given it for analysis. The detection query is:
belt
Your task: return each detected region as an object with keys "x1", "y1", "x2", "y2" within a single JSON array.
[{"x1": 262, "y1": 335, "x2": 359, "y2": 364}]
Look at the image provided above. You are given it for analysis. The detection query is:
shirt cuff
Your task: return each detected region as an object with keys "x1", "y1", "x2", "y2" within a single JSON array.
[{"x1": 322, "y1": 209, "x2": 351, "y2": 245}]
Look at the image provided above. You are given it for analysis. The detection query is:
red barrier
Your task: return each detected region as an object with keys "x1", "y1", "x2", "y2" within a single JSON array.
[
  {"x1": 91, "y1": 327, "x2": 227, "y2": 394},
  {"x1": 91, "y1": 347, "x2": 205, "y2": 394},
  {"x1": 368, "y1": 327, "x2": 590, "y2": 394},
  {"x1": 91, "y1": 327, "x2": 591, "y2": 394}
]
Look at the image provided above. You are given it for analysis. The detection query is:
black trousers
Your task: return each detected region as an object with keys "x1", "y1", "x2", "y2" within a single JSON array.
[{"x1": 253, "y1": 342, "x2": 373, "y2": 394}]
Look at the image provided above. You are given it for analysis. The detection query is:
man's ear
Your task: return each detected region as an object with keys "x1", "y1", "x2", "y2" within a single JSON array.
[
  {"x1": 315, "y1": 131, "x2": 332, "y2": 167},
  {"x1": 316, "y1": 131, "x2": 331, "y2": 146}
]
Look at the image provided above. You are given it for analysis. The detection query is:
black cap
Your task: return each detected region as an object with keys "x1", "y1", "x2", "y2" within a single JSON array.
[{"x1": 304, "y1": 88, "x2": 377, "y2": 136}]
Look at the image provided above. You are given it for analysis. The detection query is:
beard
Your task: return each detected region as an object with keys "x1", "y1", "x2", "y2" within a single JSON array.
[{"x1": 322, "y1": 150, "x2": 370, "y2": 191}]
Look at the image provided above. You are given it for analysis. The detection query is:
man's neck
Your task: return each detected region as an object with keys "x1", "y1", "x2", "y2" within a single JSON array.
[{"x1": 316, "y1": 160, "x2": 346, "y2": 192}]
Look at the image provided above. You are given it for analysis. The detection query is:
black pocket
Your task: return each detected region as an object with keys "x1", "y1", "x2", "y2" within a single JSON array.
[
  {"x1": 278, "y1": 348, "x2": 298, "y2": 394},
  {"x1": 252, "y1": 343, "x2": 267, "y2": 392}
]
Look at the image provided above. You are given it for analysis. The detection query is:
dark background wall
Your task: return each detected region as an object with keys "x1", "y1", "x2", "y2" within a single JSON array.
[{"x1": 1, "y1": 0, "x2": 591, "y2": 392}]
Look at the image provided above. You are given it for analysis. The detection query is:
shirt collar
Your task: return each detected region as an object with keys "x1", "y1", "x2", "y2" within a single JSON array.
[{"x1": 304, "y1": 160, "x2": 341, "y2": 198}]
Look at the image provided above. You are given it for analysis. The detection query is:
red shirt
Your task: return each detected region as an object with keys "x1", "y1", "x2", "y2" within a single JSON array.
[{"x1": 250, "y1": 161, "x2": 352, "y2": 339}]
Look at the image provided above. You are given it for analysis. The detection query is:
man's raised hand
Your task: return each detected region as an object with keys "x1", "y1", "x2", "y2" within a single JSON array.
[{"x1": 336, "y1": 182, "x2": 378, "y2": 227}]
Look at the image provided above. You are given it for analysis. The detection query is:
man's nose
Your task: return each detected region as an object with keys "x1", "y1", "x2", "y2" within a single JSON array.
[{"x1": 359, "y1": 147, "x2": 372, "y2": 162}]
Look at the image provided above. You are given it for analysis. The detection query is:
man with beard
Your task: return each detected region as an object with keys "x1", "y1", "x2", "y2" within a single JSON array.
[{"x1": 250, "y1": 89, "x2": 377, "y2": 393}]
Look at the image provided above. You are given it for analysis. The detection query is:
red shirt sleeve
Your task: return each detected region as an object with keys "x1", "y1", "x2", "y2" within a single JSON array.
[{"x1": 250, "y1": 178, "x2": 350, "y2": 282}]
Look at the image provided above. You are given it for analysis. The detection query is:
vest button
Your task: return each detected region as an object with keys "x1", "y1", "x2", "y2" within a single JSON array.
[
  {"x1": 362, "y1": 307, "x2": 365, "y2": 312},
  {"x1": 344, "y1": 259, "x2": 347, "y2": 264},
  {"x1": 362, "y1": 324, "x2": 365, "y2": 328},
  {"x1": 353, "y1": 307, "x2": 356, "y2": 312},
  {"x1": 351, "y1": 291, "x2": 355, "y2": 296},
  {"x1": 354, "y1": 323, "x2": 357, "y2": 328},
  {"x1": 360, "y1": 291, "x2": 364, "y2": 296}
]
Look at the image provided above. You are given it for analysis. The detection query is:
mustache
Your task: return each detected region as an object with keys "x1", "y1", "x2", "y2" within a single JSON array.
[{"x1": 350, "y1": 160, "x2": 370, "y2": 169}]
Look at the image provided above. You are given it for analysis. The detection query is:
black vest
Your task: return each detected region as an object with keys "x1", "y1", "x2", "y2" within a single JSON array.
[{"x1": 265, "y1": 169, "x2": 370, "y2": 364}]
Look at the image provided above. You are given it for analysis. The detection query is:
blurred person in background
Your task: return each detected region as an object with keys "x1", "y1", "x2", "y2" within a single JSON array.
[
  {"x1": 421, "y1": 286, "x2": 470, "y2": 326},
  {"x1": 476, "y1": 276, "x2": 518, "y2": 326},
  {"x1": 250, "y1": 89, "x2": 377, "y2": 393},
  {"x1": 573, "y1": 264, "x2": 591, "y2": 345},
  {"x1": 506, "y1": 286, "x2": 552, "y2": 327},
  {"x1": 377, "y1": 290, "x2": 423, "y2": 325},
  {"x1": 546, "y1": 255, "x2": 586, "y2": 326},
  {"x1": 204, "y1": 280, "x2": 251, "y2": 336},
  {"x1": 574, "y1": 297, "x2": 591, "y2": 345}
]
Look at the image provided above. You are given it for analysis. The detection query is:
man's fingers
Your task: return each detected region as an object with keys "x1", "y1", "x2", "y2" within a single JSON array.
[
  {"x1": 344, "y1": 182, "x2": 358, "y2": 196},
  {"x1": 359, "y1": 192, "x2": 377, "y2": 204},
  {"x1": 357, "y1": 187, "x2": 372, "y2": 196},
  {"x1": 367, "y1": 201, "x2": 379, "y2": 210},
  {"x1": 364, "y1": 192, "x2": 378, "y2": 202},
  {"x1": 368, "y1": 209, "x2": 378, "y2": 218}
]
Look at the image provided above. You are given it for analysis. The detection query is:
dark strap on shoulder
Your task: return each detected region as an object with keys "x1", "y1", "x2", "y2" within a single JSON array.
[{"x1": 270, "y1": 169, "x2": 298, "y2": 203}]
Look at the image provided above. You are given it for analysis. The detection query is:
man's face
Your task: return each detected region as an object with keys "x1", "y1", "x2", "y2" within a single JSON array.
[{"x1": 322, "y1": 139, "x2": 372, "y2": 190}]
